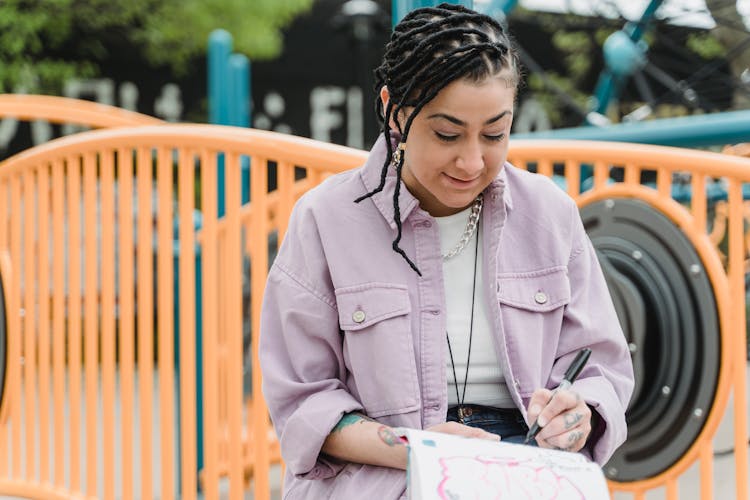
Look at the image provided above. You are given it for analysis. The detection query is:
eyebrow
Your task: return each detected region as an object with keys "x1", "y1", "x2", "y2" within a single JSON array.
[{"x1": 426, "y1": 110, "x2": 511, "y2": 126}]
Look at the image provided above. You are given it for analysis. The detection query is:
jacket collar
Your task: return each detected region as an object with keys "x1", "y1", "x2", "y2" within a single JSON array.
[{"x1": 359, "y1": 132, "x2": 513, "y2": 229}]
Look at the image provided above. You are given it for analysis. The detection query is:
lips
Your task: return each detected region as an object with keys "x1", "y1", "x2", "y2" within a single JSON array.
[{"x1": 443, "y1": 172, "x2": 480, "y2": 188}]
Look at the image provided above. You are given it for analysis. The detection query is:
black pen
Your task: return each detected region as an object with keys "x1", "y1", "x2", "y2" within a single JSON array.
[{"x1": 523, "y1": 348, "x2": 592, "y2": 445}]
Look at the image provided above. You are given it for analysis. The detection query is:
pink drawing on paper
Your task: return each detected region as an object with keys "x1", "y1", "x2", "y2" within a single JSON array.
[{"x1": 436, "y1": 455, "x2": 586, "y2": 499}]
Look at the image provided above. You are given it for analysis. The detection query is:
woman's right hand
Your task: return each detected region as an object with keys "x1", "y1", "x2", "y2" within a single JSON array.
[{"x1": 426, "y1": 421, "x2": 501, "y2": 441}]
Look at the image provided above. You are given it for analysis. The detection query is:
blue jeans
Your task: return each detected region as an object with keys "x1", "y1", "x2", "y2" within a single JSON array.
[{"x1": 446, "y1": 404, "x2": 536, "y2": 445}]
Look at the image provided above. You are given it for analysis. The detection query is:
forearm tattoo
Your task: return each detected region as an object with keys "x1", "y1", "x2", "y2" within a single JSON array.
[
  {"x1": 332, "y1": 412, "x2": 374, "y2": 433},
  {"x1": 377, "y1": 425, "x2": 404, "y2": 447}
]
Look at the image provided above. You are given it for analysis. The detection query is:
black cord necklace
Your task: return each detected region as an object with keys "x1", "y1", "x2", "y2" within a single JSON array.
[{"x1": 445, "y1": 223, "x2": 480, "y2": 424}]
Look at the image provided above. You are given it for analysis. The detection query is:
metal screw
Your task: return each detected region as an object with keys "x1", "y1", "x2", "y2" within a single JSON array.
[
  {"x1": 693, "y1": 408, "x2": 704, "y2": 418},
  {"x1": 632, "y1": 250, "x2": 643, "y2": 261},
  {"x1": 607, "y1": 467, "x2": 618, "y2": 477},
  {"x1": 604, "y1": 199, "x2": 615, "y2": 210},
  {"x1": 690, "y1": 264, "x2": 701, "y2": 276},
  {"x1": 628, "y1": 342, "x2": 638, "y2": 354},
  {"x1": 661, "y1": 386, "x2": 671, "y2": 396},
  {"x1": 19, "y1": 308, "x2": 25, "y2": 317}
]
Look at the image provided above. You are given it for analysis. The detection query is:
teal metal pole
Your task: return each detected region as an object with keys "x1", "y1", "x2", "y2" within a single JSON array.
[
  {"x1": 228, "y1": 54, "x2": 251, "y2": 204},
  {"x1": 228, "y1": 54, "x2": 250, "y2": 128},
  {"x1": 208, "y1": 30, "x2": 232, "y2": 216},
  {"x1": 201, "y1": 28, "x2": 233, "y2": 481},
  {"x1": 629, "y1": 0, "x2": 663, "y2": 41},
  {"x1": 513, "y1": 109, "x2": 750, "y2": 148},
  {"x1": 591, "y1": 0, "x2": 663, "y2": 116},
  {"x1": 392, "y1": 0, "x2": 473, "y2": 27},
  {"x1": 474, "y1": 0, "x2": 517, "y2": 17},
  {"x1": 209, "y1": 30, "x2": 233, "y2": 126}
]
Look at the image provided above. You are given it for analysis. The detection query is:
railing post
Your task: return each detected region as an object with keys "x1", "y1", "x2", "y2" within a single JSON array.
[{"x1": 0, "y1": 267, "x2": 6, "y2": 414}]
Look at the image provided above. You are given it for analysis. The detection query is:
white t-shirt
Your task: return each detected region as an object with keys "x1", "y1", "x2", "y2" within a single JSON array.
[{"x1": 436, "y1": 206, "x2": 515, "y2": 408}]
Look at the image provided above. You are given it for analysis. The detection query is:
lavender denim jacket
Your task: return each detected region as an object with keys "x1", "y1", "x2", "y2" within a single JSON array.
[{"x1": 259, "y1": 135, "x2": 634, "y2": 499}]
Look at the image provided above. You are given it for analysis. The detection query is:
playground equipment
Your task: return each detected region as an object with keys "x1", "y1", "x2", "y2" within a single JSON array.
[
  {"x1": 0, "y1": 95, "x2": 748, "y2": 499},
  {"x1": 512, "y1": 109, "x2": 750, "y2": 148},
  {"x1": 508, "y1": 142, "x2": 749, "y2": 499},
  {"x1": 0, "y1": 93, "x2": 162, "y2": 130}
]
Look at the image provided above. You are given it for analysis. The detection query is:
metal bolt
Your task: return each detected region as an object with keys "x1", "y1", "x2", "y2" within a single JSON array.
[
  {"x1": 661, "y1": 386, "x2": 671, "y2": 396},
  {"x1": 607, "y1": 467, "x2": 618, "y2": 477},
  {"x1": 690, "y1": 264, "x2": 701, "y2": 276},
  {"x1": 632, "y1": 250, "x2": 643, "y2": 261},
  {"x1": 604, "y1": 199, "x2": 615, "y2": 210},
  {"x1": 628, "y1": 342, "x2": 638, "y2": 354},
  {"x1": 693, "y1": 408, "x2": 704, "y2": 418}
]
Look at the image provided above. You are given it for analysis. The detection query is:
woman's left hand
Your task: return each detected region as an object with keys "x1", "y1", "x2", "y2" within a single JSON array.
[{"x1": 526, "y1": 388, "x2": 591, "y2": 452}]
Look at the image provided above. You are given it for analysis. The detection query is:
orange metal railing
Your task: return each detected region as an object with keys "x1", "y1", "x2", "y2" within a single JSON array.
[
  {"x1": 0, "y1": 113, "x2": 747, "y2": 499},
  {"x1": 508, "y1": 141, "x2": 749, "y2": 500},
  {"x1": 0, "y1": 124, "x2": 365, "y2": 500},
  {"x1": 0, "y1": 94, "x2": 163, "y2": 128}
]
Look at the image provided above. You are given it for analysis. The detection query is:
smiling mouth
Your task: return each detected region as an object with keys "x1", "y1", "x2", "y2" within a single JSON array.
[{"x1": 444, "y1": 173, "x2": 479, "y2": 185}]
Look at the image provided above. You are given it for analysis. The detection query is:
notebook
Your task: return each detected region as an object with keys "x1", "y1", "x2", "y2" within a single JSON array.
[{"x1": 395, "y1": 428, "x2": 609, "y2": 500}]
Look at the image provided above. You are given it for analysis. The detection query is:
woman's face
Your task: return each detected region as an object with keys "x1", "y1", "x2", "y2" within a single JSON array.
[{"x1": 383, "y1": 77, "x2": 515, "y2": 217}]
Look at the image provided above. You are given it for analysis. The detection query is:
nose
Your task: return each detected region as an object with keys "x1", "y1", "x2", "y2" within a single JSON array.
[{"x1": 456, "y1": 139, "x2": 484, "y2": 177}]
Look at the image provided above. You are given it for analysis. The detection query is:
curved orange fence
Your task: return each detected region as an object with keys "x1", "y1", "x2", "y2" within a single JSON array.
[
  {"x1": 0, "y1": 125, "x2": 365, "y2": 500},
  {"x1": 0, "y1": 124, "x2": 747, "y2": 500},
  {"x1": 509, "y1": 141, "x2": 749, "y2": 500},
  {"x1": 0, "y1": 94, "x2": 163, "y2": 128}
]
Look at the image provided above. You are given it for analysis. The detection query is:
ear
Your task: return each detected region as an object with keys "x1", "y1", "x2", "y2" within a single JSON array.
[
  {"x1": 380, "y1": 85, "x2": 402, "y2": 133},
  {"x1": 379, "y1": 85, "x2": 390, "y2": 110}
]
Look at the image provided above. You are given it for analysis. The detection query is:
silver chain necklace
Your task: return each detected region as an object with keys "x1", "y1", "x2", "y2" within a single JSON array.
[{"x1": 442, "y1": 193, "x2": 484, "y2": 261}]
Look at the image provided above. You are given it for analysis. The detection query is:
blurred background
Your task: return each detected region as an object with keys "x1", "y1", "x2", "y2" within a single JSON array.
[{"x1": 1, "y1": 0, "x2": 748, "y2": 158}]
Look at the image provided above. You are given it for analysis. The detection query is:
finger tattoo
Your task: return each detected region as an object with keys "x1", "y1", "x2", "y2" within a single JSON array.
[
  {"x1": 568, "y1": 430, "x2": 584, "y2": 444},
  {"x1": 563, "y1": 412, "x2": 583, "y2": 429}
]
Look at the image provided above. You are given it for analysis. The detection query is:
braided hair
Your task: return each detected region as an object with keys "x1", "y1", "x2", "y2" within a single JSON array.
[{"x1": 355, "y1": 3, "x2": 521, "y2": 276}]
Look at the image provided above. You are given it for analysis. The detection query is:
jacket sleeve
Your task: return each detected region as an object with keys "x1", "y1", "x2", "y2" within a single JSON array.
[
  {"x1": 260, "y1": 229, "x2": 364, "y2": 480},
  {"x1": 552, "y1": 203, "x2": 635, "y2": 465}
]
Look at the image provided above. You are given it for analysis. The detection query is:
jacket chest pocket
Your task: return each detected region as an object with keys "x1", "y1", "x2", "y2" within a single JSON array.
[
  {"x1": 335, "y1": 283, "x2": 420, "y2": 418},
  {"x1": 496, "y1": 267, "x2": 571, "y2": 373}
]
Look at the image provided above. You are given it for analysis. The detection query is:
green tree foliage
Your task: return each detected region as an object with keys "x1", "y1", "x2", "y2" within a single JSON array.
[
  {"x1": 704, "y1": 0, "x2": 750, "y2": 108},
  {"x1": 0, "y1": 0, "x2": 313, "y2": 93},
  {"x1": 685, "y1": 32, "x2": 725, "y2": 60},
  {"x1": 517, "y1": 10, "x2": 602, "y2": 127}
]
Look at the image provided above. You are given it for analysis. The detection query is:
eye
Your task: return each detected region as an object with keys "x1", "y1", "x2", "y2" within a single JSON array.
[
  {"x1": 434, "y1": 131, "x2": 459, "y2": 142},
  {"x1": 484, "y1": 133, "x2": 505, "y2": 142}
]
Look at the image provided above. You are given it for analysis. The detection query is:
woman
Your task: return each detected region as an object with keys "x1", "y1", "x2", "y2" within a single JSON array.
[{"x1": 260, "y1": 4, "x2": 633, "y2": 498}]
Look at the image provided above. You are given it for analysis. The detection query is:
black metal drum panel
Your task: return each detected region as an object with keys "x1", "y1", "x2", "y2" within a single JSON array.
[{"x1": 581, "y1": 198, "x2": 720, "y2": 482}]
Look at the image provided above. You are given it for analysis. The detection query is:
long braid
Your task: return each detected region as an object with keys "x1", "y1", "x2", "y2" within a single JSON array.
[
  {"x1": 391, "y1": 161, "x2": 422, "y2": 275},
  {"x1": 354, "y1": 102, "x2": 394, "y2": 203},
  {"x1": 355, "y1": 3, "x2": 522, "y2": 274}
]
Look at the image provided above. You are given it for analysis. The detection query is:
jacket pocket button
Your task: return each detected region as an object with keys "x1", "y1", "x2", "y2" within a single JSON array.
[
  {"x1": 534, "y1": 291, "x2": 548, "y2": 304},
  {"x1": 352, "y1": 310, "x2": 366, "y2": 323}
]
